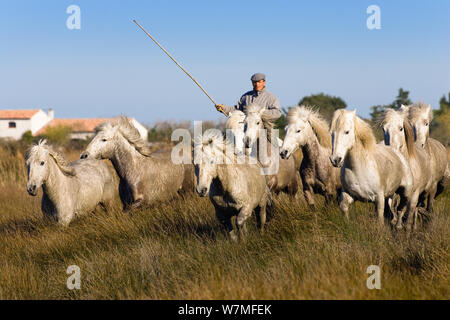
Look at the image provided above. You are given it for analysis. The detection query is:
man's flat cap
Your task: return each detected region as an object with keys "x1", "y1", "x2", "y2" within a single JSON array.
[{"x1": 251, "y1": 73, "x2": 266, "y2": 82}]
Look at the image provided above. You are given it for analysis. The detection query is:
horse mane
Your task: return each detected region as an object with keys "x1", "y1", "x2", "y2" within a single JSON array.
[
  {"x1": 380, "y1": 108, "x2": 416, "y2": 159},
  {"x1": 27, "y1": 139, "x2": 76, "y2": 176},
  {"x1": 194, "y1": 129, "x2": 235, "y2": 164},
  {"x1": 115, "y1": 116, "x2": 152, "y2": 157},
  {"x1": 354, "y1": 116, "x2": 376, "y2": 151},
  {"x1": 331, "y1": 109, "x2": 376, "y2": 151},
  {"x1": 403, "y1": 117, "x2": 416, "y2": 159},
  {"x1": 408, "y1": 101, "x2": 433, "y2": 123},
  {"x1": 287, "y1": 106, "x2": 331, "y2": 148},
  {"x1": 95, "y1": 121, "x2": 113, "y2": 134},
  {"x1": 379, "y1": 108, "x2": 397, "y2": 127}
]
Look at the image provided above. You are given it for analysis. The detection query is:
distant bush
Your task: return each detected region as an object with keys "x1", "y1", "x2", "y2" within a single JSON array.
[
  {"x1": 431, "y1": 110, "x2": 450, "y2": 146},
  {"x1": 65, "y1": 138, "x2": 92, "y2": 152},
  {"x1": 431, "y1": 92, "x2": 450, "y2": 146},
  {"x1": 21, "y1": 130, "x2": 36, "y2": 144},
  {"x1": 147, "y1": 120, "x2": 225, "y2": 142},
  {"x1": 299, "y1": 93, "x2": 347, "y2": 121},
  {"x1": 40, "y1": 125, "x2": 72, "y2": 146}
]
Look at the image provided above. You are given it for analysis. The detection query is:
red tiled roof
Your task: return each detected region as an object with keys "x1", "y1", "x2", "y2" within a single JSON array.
[
  {"x1": 35, "y1": 118, "x2": 114, "y2": 136},
  {"x1": 0, "y1": 109, "x2": 40, "y2": 119}
]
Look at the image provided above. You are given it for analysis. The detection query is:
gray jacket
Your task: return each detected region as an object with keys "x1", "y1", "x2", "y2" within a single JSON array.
[{"x1": 222, "y1": 88, "x2": 281, "y2": 121}]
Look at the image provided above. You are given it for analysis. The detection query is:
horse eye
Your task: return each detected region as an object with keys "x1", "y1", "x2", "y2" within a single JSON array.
[
  {"x1": 400, "y1": 127, "x2": 403, "y2": 131},
  {"x1": 40, "y1": 161, "x2": 45, "y2": 166},
  {"x1": 425, "y1": 123, "x2": 429, "y2": 126},
  {"x1": 297, "y1": 129, "x2": 301, "y2": 133},
  {"x1": 345, "y1": 130, "x2": 350, "y2": 135},
  {"x1": 102, "y1": 138, "x2": 107, "y2": 142},
  {"x1": 257, "y1": 122, "x2": 260, "y2": 125}
]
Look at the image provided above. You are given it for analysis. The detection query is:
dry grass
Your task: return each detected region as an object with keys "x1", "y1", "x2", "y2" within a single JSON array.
[{"x1": 0, "y1": 146, "x2": 449, "y2": 299}]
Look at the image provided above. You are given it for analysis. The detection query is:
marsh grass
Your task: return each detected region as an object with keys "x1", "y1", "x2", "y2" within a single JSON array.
[{"x1": 0, "y1": 147, "x2": 448, "y2": 299}]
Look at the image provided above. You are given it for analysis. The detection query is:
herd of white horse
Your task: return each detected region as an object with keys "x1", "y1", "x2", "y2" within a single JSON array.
[{"x1": 25, "y1": 102, "x2": 449, "y2": 239}]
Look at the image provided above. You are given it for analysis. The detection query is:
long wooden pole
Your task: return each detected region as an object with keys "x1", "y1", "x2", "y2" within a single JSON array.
[{"x1": 133, "y1": 19, "x2": 217, "y2": 106}]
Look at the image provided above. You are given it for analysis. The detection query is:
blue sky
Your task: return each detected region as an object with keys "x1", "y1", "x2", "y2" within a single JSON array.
[{"x1": 0, "y1": 0, "x2": 449, "y2": 125}]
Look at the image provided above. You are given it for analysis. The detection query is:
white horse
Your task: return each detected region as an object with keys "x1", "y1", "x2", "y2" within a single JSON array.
[
  {"x1": 80, "y1": 117, "x2": 194, "y2": 210},
  {"x1": 194, "y1": 130, "x2": 270, "y2": 241},
  {"x1": 330, "y1": 109, "x2": 414, "y2": 227},
  {"x1": 26, "y1": 140, "x2": 117, "y2": 226},
  {"x1": 380, "y1": 108, "x2": 432, "y2": 230},
  {"x1": 243, "y1": 104, "x2": 300, "y2": 196},
  {"x1": 405, "y1": 102, "x2": 449, "y2": 212},
  {"x1": 280, "y1": 106, "x2": 341, "y2": 207},
  {"x1": 225, "y1": 110, "x2": 246, "y2": 156}
]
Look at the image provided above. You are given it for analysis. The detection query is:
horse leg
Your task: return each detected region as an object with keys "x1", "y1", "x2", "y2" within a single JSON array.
[
  {"x1": 375, "y1": 193, "x2": 385, "y2": 226},
  {"x1": 57, "y1": 207, "x2": 73, "y2": 227},
  {"x1": 427, "y1": 183, "x2": 437, "y2": 214},
  {"x1": 395, "y1": 193, "x2": 409, "y2": 230},
  {"x1": 129, "y1": 198, "x2": 144, "y2": 210},
  {"x1": 236, "y1": 206, "x2": 252, "y2": 239},
  {"x1": 339, "y1": 191, "x2": 353, "y2": 220},
  {"x1": 324, "y1": 190, "x2": 334, "y2": 206},
  {"x1": 417, "y1": 191, "x2": 427, "y2": 208},
  {"x1": 303, "y1": 184, "x2": 316, "y2": 209},
  {"x1": 294, "y1": 172, "x2": 302, "y2": 200},
  {"x1": 386, "y1": 197, "x2": 397, "y2": 225},
  {"x1": 406, "y1": 192, "x2": 419, "y2": 232},
  {"x1": 255, "y1": 204, "x2": 267, "y2": 235},
  {"x1": 336, "y1": 188, "x2": 343, "y2": 206},
  {"x1": 215, "y1": 208, "x2": 237, "y2": 242},
  {"x1": 287, "y1": 176, "x2": 299, "y2": 198}
]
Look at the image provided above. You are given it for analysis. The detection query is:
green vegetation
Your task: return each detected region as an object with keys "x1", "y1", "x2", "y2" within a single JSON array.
[
  {"x1": 299, "y1": 93, "x2": 347, "y2": 121},
  {"x1": 370, "y1": 88, "x2": 412, "y2": 123},
  {"x1": 430, "y1": 93, "x2": 450, "y2": 146},
  {"x1": 40, "y1": 124, "x2": 72, "y2": 146},
  {"x1": 275, "y1": 93, "x2": 347, "y2": 138}
]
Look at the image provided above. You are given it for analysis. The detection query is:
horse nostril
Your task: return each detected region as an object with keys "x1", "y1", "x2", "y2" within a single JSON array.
[
  {"x1": 27, "y1": 185, "x2": 37, "y2": 195},
  {"x1": 80, "y1": 153, "x2": 88, "y2": 159},
  {"x1": 280, "y1": 150, "x2": 287, "y2": 159}
]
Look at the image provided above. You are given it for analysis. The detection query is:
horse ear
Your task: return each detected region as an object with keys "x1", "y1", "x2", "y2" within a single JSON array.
[
  {"x1": 352, "y1": 109, "x2": 357, "y2": 115},
  {"x1": 427, "y1": 104, "x2": 431, "y2": 111}
]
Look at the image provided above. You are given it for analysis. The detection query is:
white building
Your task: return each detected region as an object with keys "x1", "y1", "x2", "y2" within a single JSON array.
[
  {"x1": 0, "y1": 109, "x2": 54, "y2": 140},
  {"x1": 0, "y1": 109, "x2": 148, "y2": 141}
]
